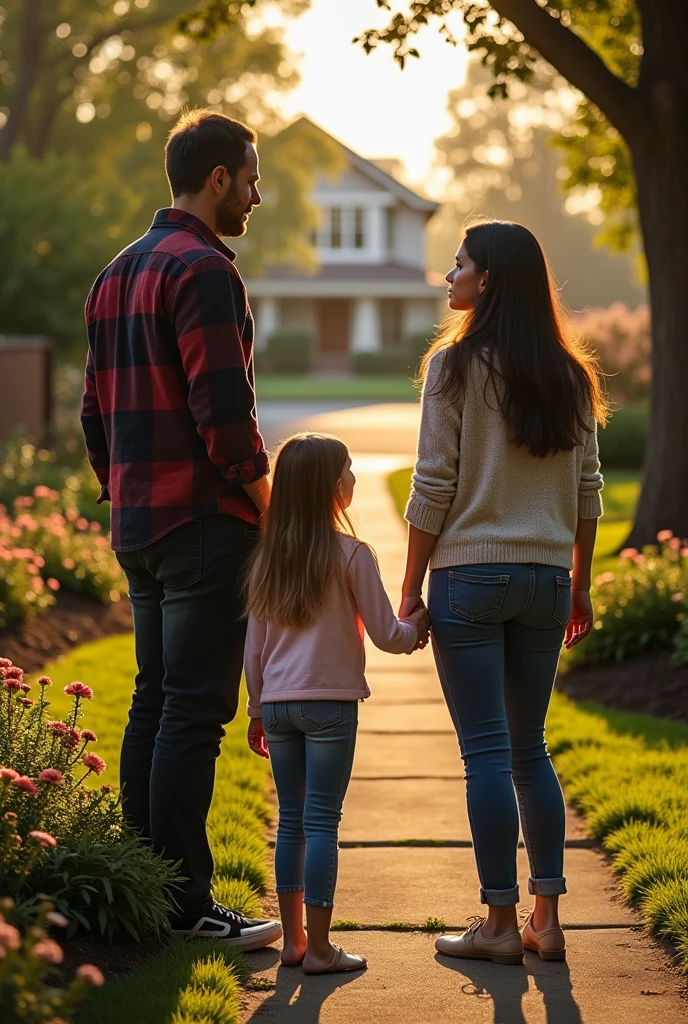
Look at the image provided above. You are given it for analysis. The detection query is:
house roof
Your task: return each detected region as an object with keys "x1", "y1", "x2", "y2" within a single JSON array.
[
  {"x1": 284, "y1": 115, "x2": 440, "y2": 216},
  {"x1": 261, "y1": 262, "x2": 430, "y2": 283}
]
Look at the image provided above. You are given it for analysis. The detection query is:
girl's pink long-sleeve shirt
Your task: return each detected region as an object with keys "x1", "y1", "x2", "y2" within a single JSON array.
[{"x1": 245, "y1": 534, "x2": 418, "y2": 717}]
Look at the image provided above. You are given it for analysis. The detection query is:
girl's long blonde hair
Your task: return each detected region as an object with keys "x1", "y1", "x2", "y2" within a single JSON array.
[{"x1": 246, "y1": 433, "x2": 355, "y2": 627}]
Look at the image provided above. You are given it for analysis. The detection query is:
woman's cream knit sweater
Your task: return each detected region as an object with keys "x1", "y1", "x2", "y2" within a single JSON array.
[{"x1": 405, "y1": 349, "x2": 604, "y2": 572}]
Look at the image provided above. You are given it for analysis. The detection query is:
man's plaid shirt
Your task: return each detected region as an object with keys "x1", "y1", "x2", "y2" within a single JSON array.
[{"x1": 82, "y1": 208, "x2": 269, "y2": 552}]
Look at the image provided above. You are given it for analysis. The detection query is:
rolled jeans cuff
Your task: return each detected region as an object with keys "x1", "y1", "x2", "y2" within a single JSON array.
[
  {"x1": 528, "y1": 876, "x2": 567, "y2": 897},
  {"x1": 304, "y1": 896, "x2": 335, "y2": 909},
  {"x1": 276, "y1": 885, "x2": 304, "y2": 894},
  {"x1": 480, "y1": 885, "x2": 520, "y2": 907}
]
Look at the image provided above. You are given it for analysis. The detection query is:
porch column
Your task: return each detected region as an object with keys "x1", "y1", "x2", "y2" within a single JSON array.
[
  {"x1": 255, "y1": 297, "x2": 278, "y2": 352},
  {"x1": 351, "y1": 297, "x2": 381, "y2": 353}
]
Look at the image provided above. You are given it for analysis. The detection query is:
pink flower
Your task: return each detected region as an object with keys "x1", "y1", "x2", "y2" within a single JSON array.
[
  {"x1": 64, "y1": 681, "x2": 93, "y2": 701},
  {"x1": 47, "y1": 721, "x2": 68, "y2": 736},
  {"x1": 37, "y1": 676, "x2": 52, "y2": 687},
  {"x1": 18, "y1": 681, "x2": 31, "y2": 693},
  {"x1": 0, "y1": 921, "x2": 21, "y2": 953},
  {"x1": 4, "y1": 811, "x2": 17, "y2": 822},
  {"x1": 0, "y1": 658, "x2": 12, "y2": 669},
  {"x1": 4, "y1": 666, "x2": 23, "y2": 681},
  {"x1": 39, "y1": 769, "x2": 64, "y2": 786},
  {"x1": 13, "y1": 776, "x2": 38, "y2": 797},
  {"x1": 620, "y1": 547, "x2": 638, "y2": 560},
  {"x1": 0, "y1": 767, "x2": 19, "y2": 782},
  {"x1": 61, "y1": 729, "x2": 81, "y2": 751},
  {"x1": 76, "y1": 963, "x2": 105, "y2": 986},
  {"x1": 29, "y1": 830, "x2": 57, "y2": 848},
  {"x1": 657, "y1": 529, "x2": 674, "y2": 542},
  {"x1": 46, "y1": 578, "x2": 60, "y2": 592},
  {"x1": 80, "y1": 729, "x2": 97, "y2": 743},
  {"x1": 33, "y1": 938, "x2": 63, "y2": 964},
  {"x1": 672, "y1": 593, "x2": 685, "y2": 603},
  {"x1": 3, "y1": 679, "x2": 22, "y2": 692},
  {"x1": 18, "y1": 697, "x2": 34, "y2": 707},
  {"x1": 45, "y1": 911, "x2": 69, "y2": 928},
  {"x1": 83, "y1": 753, "x2": 107, "y2": 776},
  {"x1": 89, "y1": 521, "x2": 102, "y2": 533},
  {"x1": 76, "y1": 517, "x2": 89, "y2": 531},
  {"x1": 682, "y1": 548, "x2": 688, "y2": 559}
]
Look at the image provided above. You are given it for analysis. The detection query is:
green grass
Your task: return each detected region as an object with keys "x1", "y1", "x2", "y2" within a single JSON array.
[
  {"x1": 387, "y1": 466, "x2": 688, "y2": 971},
  {"x1": 77, "y1": 939, "x2": 247, "y2": 1024},
  {"x1": 31, "y1": 635, "x2": 272, "y2": 1017},
  {"x1": 387, "y1": 466, "x2": 640, "y2": 577},
  {"x1": 256, "y1": 374, "x2": 418, "y2": 401}
]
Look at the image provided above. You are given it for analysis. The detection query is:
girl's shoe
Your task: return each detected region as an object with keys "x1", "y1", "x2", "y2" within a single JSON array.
[
  {"x1": 303, "y1": 944, "x2": 367, "y2": 975},
  {"x1": 521, "y1": 915, "x2": 566, "y2": 961},
  {"x1": 435, "y1": 918, "x2": 523, "y2": 965}
]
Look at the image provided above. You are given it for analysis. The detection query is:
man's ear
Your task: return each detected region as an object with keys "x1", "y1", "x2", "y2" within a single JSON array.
[{"x1": 209, "y1": 165, "x2": 228, "y2": 195}]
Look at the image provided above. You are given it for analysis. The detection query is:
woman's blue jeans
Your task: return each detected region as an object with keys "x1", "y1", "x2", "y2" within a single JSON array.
[
  {"x1": 263, "y1": 700, "x2": 358, "y2": 908},
  {"x1": 429, "y1": 563, "x2": 570, "y2": 907}
]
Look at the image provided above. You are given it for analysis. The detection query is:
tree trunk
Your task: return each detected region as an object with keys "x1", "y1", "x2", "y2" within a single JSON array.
[
  {"x1": 624, "y1": 81, "x2": 688, "y2": 547},
  {"x1": 0, "y1": 0, "x2": 45, "y2": 161}
]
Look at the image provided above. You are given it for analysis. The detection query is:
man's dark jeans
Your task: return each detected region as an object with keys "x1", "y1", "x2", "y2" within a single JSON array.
[{"x1": 116, "y1": 514, "x2": 255, "y2": 920}]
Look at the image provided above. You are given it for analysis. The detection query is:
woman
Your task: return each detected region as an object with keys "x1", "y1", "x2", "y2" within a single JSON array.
[{"x1": 401, "y1": 220, "x2": 606, "y2": 965}]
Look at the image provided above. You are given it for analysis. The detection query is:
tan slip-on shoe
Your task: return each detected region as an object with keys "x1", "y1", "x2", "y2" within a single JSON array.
[
  {"x1": 521, "y1": 915, "x2": 566, "y2": 961},
  {"x1": 303, "y1": 944, "x2": 368, "y2": 975},
  {"x1": 435, "y1": 917, "x2": 523, "y2": 966}
]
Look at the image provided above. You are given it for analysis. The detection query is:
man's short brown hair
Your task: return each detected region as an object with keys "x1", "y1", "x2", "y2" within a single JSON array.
[{"x1": 165, "y1": 109, "x2": 256, "y2": 197}]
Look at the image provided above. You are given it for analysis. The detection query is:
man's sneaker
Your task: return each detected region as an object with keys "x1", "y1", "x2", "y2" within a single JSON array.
[{"x1": 172, "y1": 902, "x2": 282, "y2": 950}]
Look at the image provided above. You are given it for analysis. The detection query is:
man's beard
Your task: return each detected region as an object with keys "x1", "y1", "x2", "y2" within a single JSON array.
[{"x1": 217, "y1": 182, "x2": 251, "y2": 237}]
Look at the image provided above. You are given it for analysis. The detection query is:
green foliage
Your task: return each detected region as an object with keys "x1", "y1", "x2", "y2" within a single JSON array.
[
  {"x1": 353, "y1": 350, "x2": 414, "y2": 376},
  {"x1": 598, "y1": 404, "x2": 647, "y2": 468},
  {"x1": 331, "y1": 919, "x2": 362, "y2": 930},
  {"x1": 672, "y1": 618, "x2": 688, "y2": 668},
  {"x1": 256, "y1": 375, "x2": 417, "y2": 401},
  {"x1": 423, "y1": 916, "x2": 445, "y2": 931},
  {"x1": 0, "y1": 900, "x2": 104, "y2": 1024},
  {"x1": 0, "y1": 149, "x2": 140, "y2": 354},
  {"x1": 565, "y1": 537, "x2": 688, "y2": 668},
  {"x1": 265, "y1": 328, "x2": 314, "y2": 375}
]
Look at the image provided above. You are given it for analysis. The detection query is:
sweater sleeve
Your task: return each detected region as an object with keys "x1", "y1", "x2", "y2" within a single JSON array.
[
  {"x1": 578, "y1": 414, "x2": 604, "y2": 519},
  {"x1": 245, "y1": 614, "x2": 267, "y2": 719},
  {"x1": 405, "y1": 349, "x2": 463, "y2": 536},
  {"x1": 347, "y1": 544, "x2": 418, "y2": 654}
]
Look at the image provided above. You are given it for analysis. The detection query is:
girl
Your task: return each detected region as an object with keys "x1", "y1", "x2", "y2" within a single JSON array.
[
  {"x1": 245, "y1": 433, "x2": 428, "y2": 975},
  {"x1": 401, "y1": 220, "x2": 606, "y2": 965}
]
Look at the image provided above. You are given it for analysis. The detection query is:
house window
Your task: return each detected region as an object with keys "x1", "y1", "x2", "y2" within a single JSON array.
[
  {"x1": 330, "y1": 207, "x2": 342, "y2": 248},
  {"x1": 354, "y1": 208, "x2": 365, "y2": 248}
]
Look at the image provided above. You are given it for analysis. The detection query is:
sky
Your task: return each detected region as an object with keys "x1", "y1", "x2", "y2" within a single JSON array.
[{"x1": 276, "y1": 0, "x2": 469, "y2": 195}]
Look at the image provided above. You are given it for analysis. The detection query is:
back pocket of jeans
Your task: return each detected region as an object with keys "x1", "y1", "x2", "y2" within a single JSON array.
[
  {"x1": 553, "y1": 575, "x2": 573, "y2": 626},
  {"x1": 448, "y1": 570, "x2": 510, "y2": 622},
  {"x1": 299, "y1": 701, "x2": 342, "y2": 730}
]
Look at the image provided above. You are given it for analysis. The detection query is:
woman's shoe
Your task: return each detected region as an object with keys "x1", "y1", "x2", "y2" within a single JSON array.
[
  {"x1": 435, "y1": 918, "x2": 523, "y2": 965},
  {"x1": 303, "y1": 944, "x2": 367, "y2": 975},
  {"x1": 521, "y1": 915, "x2": 566, "y2": 961}
]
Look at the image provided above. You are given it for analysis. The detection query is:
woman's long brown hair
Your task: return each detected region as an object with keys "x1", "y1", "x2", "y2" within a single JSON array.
[
  {"x1": 421, "y1": 220, "x2": 609, "y2": 456},
  {"x1": 246, "y1": 433, "x2": 355, "y2": 627}
]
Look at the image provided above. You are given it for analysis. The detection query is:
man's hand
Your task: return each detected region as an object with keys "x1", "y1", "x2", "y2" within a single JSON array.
[
  {"x1": 565, "y1": 589, "x2": 594, "y2": 649},
  {"x1": 247, "y1": 718, "x2": 270, "y2": 758}
]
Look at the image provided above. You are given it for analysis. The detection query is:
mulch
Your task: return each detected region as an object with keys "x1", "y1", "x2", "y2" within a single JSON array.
[
  {"x1": 53, "y1": 933, "x2": 167, "y2": 986},
  {"x1": 558, "y1": 649, "x2": 688, "y2": 724},
  {"x1": 0, "y1": 591, "x2": 133, "y2": 674}
]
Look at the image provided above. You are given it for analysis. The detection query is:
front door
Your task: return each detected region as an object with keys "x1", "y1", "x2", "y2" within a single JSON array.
[{"x1": 317, "y1": 299, "x2": 351, "y2": 358}]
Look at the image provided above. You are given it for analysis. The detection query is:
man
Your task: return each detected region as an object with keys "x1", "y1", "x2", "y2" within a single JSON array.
[{"x1": 81, "y1": 109, "x2": 281, "y2": 948}]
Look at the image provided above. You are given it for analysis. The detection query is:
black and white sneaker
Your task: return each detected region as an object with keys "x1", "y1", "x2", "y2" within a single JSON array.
[{"x1": 172, "y1": 902, "x2": 282, "y2": 950}]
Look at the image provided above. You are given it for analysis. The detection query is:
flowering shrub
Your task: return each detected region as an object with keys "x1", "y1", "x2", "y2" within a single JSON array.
[
  {"x1": 673, "y1": 617, "x2": 688, "y2": 668},
  {"x1": 0, "y1": 899, "x2": 104, "y2": 1023},
  {"x1": 565, "y1": 533, "x2": 688, "y2": 668},
  {"x1": 576, "y1": 303, "x2": 651, "y2": 404},
  {"x1": 0, "y1": 660, "x2": 179, "y2": 940}
]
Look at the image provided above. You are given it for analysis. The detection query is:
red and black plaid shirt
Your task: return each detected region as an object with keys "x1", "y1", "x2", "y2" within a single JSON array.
[{"x1": 82, "y1": 208, "x2": 269, "y2": 552}]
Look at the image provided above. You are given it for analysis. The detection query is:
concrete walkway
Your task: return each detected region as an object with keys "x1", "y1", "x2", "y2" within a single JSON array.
[{"x1": 242, "y1": 413, "x2": 687, "y2": 1022}]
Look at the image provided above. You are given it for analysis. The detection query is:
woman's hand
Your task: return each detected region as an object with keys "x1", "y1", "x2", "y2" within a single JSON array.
[
  {"x1": 247, "y1": 719, "x2": 270, "y2": 759},
  {"x1": 400, "y1": 594, "x2": 429, "y2": 651},
  {"x1": 565, "y1": 589, "x2": 594, "y2": 649},
  {"x1": 399, "y1": 594, "x2": 424, "y2": 619}
]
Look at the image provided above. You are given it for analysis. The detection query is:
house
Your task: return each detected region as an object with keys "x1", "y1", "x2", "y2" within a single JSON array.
[{"x1": 245, "y1": 118, "x2": 446, "y2": 372}]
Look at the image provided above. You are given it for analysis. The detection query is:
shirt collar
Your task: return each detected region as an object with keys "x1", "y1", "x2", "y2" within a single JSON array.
[{"x1": 151, "y1": 208, "x2": 237, "y2": 262}]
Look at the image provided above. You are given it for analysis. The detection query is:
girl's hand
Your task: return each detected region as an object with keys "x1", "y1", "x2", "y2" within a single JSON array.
[
  {"x1": 565, "y1": 589, "x2": 594, "y2": 649},
  {"x1": 247, "y1": 719, "x2": 270, "y2": 759}
]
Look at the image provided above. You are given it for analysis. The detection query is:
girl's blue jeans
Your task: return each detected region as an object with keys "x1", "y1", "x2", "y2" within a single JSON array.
[
  {"x1": 263, "y1": 699, "x2": 358, "y2": 908},
  {"x1": 429, "y1": 563, "x2": 570, "y2": 907}
]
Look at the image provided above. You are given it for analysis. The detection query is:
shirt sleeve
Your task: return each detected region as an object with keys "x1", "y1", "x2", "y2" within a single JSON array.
[
  {"x1": 80, "y1": 347, "x2": 110, "y2": 502},
  {"x1": 346, "y1": 543, "x2": 417, "y2": 654},
  {"x1": 405, "y1": 349, "x2": 463, "y2": 535},
  {"x1": 579, "y1": 412, "x2": 604, "y2": 519},
  {"x1": 245, "y1": 614, "x2": 267, "y2": 719},
  {"x1": 172, "y1": 256, "x2": 269, "y2": 488}
]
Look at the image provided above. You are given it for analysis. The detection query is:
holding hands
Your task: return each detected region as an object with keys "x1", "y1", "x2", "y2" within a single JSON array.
[{"x1": 400, "y1": 594, "x2": 430, "y2": 651}]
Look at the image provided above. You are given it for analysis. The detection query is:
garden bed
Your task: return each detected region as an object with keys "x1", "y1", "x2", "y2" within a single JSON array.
[{"x1": 559, "y1": 651, "x2": 688, "y2": 723}]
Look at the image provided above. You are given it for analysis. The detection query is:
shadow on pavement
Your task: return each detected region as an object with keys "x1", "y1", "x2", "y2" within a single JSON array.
[{"x1": 244, "y1": 961, "x2": 364, "y2": 1022}]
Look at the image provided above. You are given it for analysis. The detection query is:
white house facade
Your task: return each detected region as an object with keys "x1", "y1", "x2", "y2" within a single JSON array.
[{"x1": 245, "y1": 118, "x2": 446, "y2": 372}]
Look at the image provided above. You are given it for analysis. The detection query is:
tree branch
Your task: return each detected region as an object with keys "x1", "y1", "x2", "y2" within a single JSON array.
[{"x1": 490, "y1": 0, "x2": 639, "y2": 140}]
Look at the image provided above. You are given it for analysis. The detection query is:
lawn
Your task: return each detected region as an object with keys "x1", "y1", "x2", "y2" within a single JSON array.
[
  {"x1": 34, "y1": 634, "x2": 273, "y2": 1023},
  {"x1": 388, "y1": 465, "x2": 688, "y2": 972},
  {"x1": 256, "y1": 374, "x2": 418, "y2": 401}
]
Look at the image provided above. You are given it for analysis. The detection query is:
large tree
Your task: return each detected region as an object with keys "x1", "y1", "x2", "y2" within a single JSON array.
[{"x1": 359, "y1": 0, "x2": 687, "y2": 548}]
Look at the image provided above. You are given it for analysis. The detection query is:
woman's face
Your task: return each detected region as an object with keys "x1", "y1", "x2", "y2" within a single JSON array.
[
  {"x1": 337, "y1": 456, "x2": 356, "y2": 510},
  {"x1": 445, "y1": 241, "x2": 488, "y2": 311}
]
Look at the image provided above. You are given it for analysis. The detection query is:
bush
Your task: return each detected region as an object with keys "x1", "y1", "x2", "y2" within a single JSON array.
[
  {"x1": 0, "y1": 899, "x2": 104, "y2": 1023},
  {"x1": 0, "y1": 659, "x2": 180, "y2": 940},
  {"x1": 565, "y1": 533, "x2": 688, "y2": 668},
  {"x1": 406, "y1": 329, "x2": 435, "y2": 374},
  {"x1": 673, "y1": 617, "x2": 688, "y2": 667},
  {"x1": 576, "y1": 303, "x2": 651, "y2": 404},
  {"x1": 265, "y1": 328, "x2": 313, "y2": 374},
  {"x1": 353, "y1": 350, "x2": 412, "y2": 375},
  {"x1": 598, "y1": 403, "x2": 647, "y2": 469}
]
